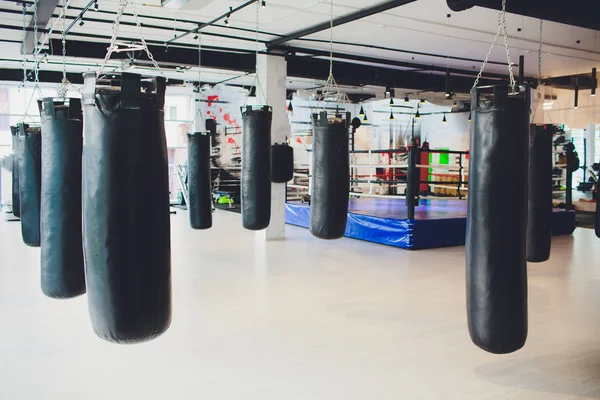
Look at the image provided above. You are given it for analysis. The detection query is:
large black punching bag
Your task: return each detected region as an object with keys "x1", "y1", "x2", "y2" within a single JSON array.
[
  {"x1": 187, "y1": 125, "x2": 212, "y2": 230},
  {"x1": 310, "y1": 112, "x2": 350, "y2": 239},
  {"x1": 82, "y1": 72, "x2": 171, "y2": 343},
  {"x1": 10, "y1": 126, "x2": 20, "y2": 218},
  {"x1": 38, "y1": 98, "x2": 86, "y2": 299},
  {"x1": 17, "y1": 122, "x2": 42, "y2": 247},
  {"x1": 467, "y1": 86, "x2": 529, "y2": 354},
  {"x1": 527, "y1": 124, "x2": 553, "y2": 262},
  {"x1": 241, "y1": 106, "x2": 272, "y2": 230}
]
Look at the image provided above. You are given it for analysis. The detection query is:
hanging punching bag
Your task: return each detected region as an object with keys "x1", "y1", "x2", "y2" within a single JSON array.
[
  {"x1": 17, "y1": 122, "x2": 42, "y2": 247},
  {"x1": 82, "y1": 72, "x2": 171, "y2": 343},
  {"x1": 241, "y1": 106, "x2": 272, "y2": 230},
  {"x1": 10, "y1": 126, "x2": 20, "y2": 218},
  {"x1": 187, "y1": 125, "x2": 212, "y2": 230},
  {"x1": 272, "y1": 143, "x2": 294, "y2": 183},
  {"x1": 38, "y1": 98, "x2": 86, "y2": 299},
  {"x1": 527, "y1": 124, "x2": 553, "y2": 262},
  {"x1": 467, "y1": 86, "x2": 529, "y2": 354},
  {"x1": 596, "y1": 190, "x2": 600, "y2": 238},
  {"x1": 310, "y1": 112, "x2": 350, "y2": 239}
]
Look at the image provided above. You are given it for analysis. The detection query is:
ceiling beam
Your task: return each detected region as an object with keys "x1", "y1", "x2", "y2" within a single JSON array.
[
  {"x1": 42, "y1": 39, "x2": 504, "y2": 94},
  {"x1": 22, "y1": 0, "x2": 60, "y2": 54},
  {"x1": 266, "y1": 0, "x2": 417, "y2": 48},
  {"x1": 447, "y1": 0, "x2": 600, "y2": 31},
  {"x1": 272, "y1": 45, "x2": 518, "y2": 81}
]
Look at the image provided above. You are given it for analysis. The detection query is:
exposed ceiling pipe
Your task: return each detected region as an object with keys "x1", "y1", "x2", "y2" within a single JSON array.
[{"x1": 266, "y1": 0, "x2": 417, "y2": 48}]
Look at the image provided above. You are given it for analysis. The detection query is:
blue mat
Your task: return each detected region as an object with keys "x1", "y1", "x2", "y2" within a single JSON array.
[{"x1": 286, "y1": 198, "x2": 576, "y2": 250}]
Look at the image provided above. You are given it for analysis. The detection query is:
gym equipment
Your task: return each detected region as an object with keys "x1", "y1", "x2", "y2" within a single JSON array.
[
  {"x1": 82, "y1": 72, "x2": 171, "y2": 343},
  {"x1": 10, "y1": 126, "x2": 20, "y2": 218},
  {"x1": 467, "y1": 86, "x2": 529, "y2": 354},
  {"x1": 310, "y1": 112, "x2": 350, "y2": 239},
  {"x1": 187, "y1": 125, "x2": 212, "y2": 230},
  {"x1": 527, "y1": 125, "x2": 553, "y2": 262},
  {"x1": 17, "y1": 123, "x2": 42, "y2": 247},
  {"x1": 38, "y1": 98, "x2": 86, "y2": 299},
  {"x1": 272, "y1": 143, "x2": 294, "y2": 183},
  {"x1": 241, "y1": 106, "x2": 272, "y2": 230}
]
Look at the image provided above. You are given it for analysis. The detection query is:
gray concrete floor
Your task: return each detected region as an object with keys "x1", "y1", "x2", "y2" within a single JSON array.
[{"x1": 1, "y1": 210, "x2": 600, "y2": 399}]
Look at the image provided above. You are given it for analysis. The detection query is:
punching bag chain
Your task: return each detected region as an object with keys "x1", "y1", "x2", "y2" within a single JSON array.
[
  {"x1": 313, "y1": 0, "x2": 350, "y2": 111},
  {"x1": 58, "y1": 0, "x2": 73, "y2": 98},
  {"x1": 531, "y1": 20, "x2": 543, "y2": 120},
  {"x1": 20, "y1": 0, "x2": 43, "y2": 123},
  {"x1": 97, "y1": 0, "x2": 165, "y2": 79},
  {"x1": 471, "y1": 0, "x2": 516, "y2": 93}
]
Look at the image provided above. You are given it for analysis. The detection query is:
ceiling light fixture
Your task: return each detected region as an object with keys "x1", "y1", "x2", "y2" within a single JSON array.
[
  {"x1": 468, "y1": 112, "x2": 472, "y2": 122},
  {"x1": 404, "y1": 95, "x2": 409, "y2": 103},
  {"x1": 389, "y1": 111, "x2": 394, "y2": 121},
  {"x1": 415, "y1": 109, "x2": 421, "y2": 119},
  {"x1": 453, "y1": 100, "x2": 457, "y2": 107},
  {"x1": 389, "y1": 97, "x2": 394, "y2": 106},
  {"x1": 287, "y1": 101, "x2": 294, "y2": 114},
  {"x1": 262, "y1": 0, "x2": 266, "y2": 7},
  {"x1": 359, "y1": 105, "x2": 365, "y2": 117},
  {"x1": 442, "y1": 113, "x2": 447, "y2": 123},
  {"x1": 224, "y1": 18, "x2": 229, "y2": 26},
  {"x1": 79, "y1": 20, "x2": 84, "y2": 26},
  {"x1": 94, "y1": 0, "x2": 98, "y2": 10},
  {"x1": 420, "y1": 98, "x2": 425, "y2": 105},
  {"x1": 363, "y1": 113, "x2": 368, "y2": 123}
]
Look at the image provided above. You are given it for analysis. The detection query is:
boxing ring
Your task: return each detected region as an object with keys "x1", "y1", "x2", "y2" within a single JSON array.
[{"x1": 285, "y1": 145, "x2": 576, "y2": 250}]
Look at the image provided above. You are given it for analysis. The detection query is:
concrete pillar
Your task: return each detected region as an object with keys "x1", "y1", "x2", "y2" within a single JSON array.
[
  {"x1": 256, "y1": 53, "x2": 290, "y2": 241},
  {"x1": 585, "y1": 123, "x2": 596, "y2": 166}
]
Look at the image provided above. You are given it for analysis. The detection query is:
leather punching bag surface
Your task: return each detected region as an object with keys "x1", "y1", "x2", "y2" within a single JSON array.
[
  {"x1": 310, "y1": 112, "x2": 350, "y2": 239},
  {"x1": 10, "y1": 126, "x2": 20, "y2": 218},
  {"x1": 187, "y1": 129, "x2": 212, "y2": 230},
  {"x1": 467, "y1": 86, "x2": 529, "y2": 354},
  {"x1": 596, "y1": 191, "x2": 600, "y2": 238},
  {"x1": 272, "y1": 143, "x2": 294, "y2": 183},
  {"x1": 241, "y1": 106, "x2": 272, "y2": 230},
  {"x1": 527, "y1": 124, "x2": 553, "y2": 262},
  {"x1": 82, "y1": 72, "x2": 172, "y2": 343},
  {"x1": 17, "y1": 123, "x2": 42, "y2": 247},
  {"x1": 39, "y1": 98, "x2": 86, "y2": 299}
]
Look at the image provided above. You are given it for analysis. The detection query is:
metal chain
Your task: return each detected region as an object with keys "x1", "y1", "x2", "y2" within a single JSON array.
[
  {"x1": 532, "y1": 19, "x2": 543, "y2": 120},
  {"x1": 131, "y1": 0, "x2": 165, "y2": 78},
  {"x1": 471, "y1": 0, "x2": 515, "y2": 93},
  {"x1": 245, "y1": 0, "x2": 265, "y2": 105},
  {"x1": 58, "y1": 0, "x2": 72, "y2": 98},
  {"x1": 499, "y1": 0, "x2": 516, "y2": 92},
  {"x1": 33, "y1": 0, "x2": 39, "y2": 86},
  {"x1": 21, "y1": 3, "x2": 27, "y2": 87},
  {"x1": 194, "y1": 31, "x2": 204, "y2": 124},
  {"x1": 97, "y1": 0, "x2": 126, "y2": 76},
  {"x1": 328, "y1": 0, "x2": 333, "y2": 78},
  {"x1": 537, "y1": 19, "x2": 543, "y2": 88},
  {"x1": 21, "y1": 0, "x2": 43, "y2": 122}
]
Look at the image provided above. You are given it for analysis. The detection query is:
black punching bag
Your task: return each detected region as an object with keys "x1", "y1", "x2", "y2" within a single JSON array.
[
  {"x1": 39, "y1": 98, "x2": 86, "y2": 299},
  {"x1": 527, "y1": 124, "x2": 553, "y2": 262},
  {"x1": 272, "y1": 143, "x2": 294, "y2": 183},
  {"x1": 17, "y1": 122, "x2": 42, "y2": 247},
  {"x1": 82, "y1": 72, "x2": 171, "y2": 343},
  {"x1": 10, "y1": 126, "x2": 20, "y2": 218},
  {"x1": 596, "y1": 190, "x2": 600, "y2": 238},
  {"x1": 241, "y1": 106, "x2": 272, "y2": 230},
  {"x1": 187, "y1": 127, "x2": 212, "y2": 230},
  {"x1": 310, "y1": 112, "x2": 350, "y2": 239},
  {"x1": 467, "y1": 86, "x2": 529, "y2": 354}
]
